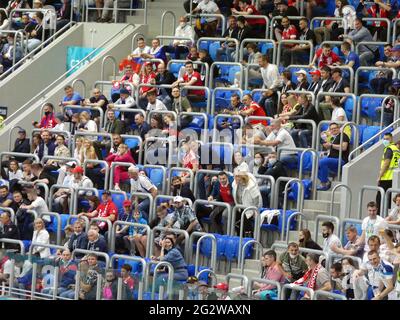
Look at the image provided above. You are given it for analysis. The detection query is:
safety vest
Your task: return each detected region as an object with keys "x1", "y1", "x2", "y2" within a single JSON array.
[{"x1": 381, "y1": 144, "x2": 400, "y2": 181}]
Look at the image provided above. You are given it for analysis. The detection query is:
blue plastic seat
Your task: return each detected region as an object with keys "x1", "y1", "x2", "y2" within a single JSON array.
[
  {"x1": 209, "y1": 41, "x2": 220, "y2": 61},
  {"x1": 125, "y1": 137, "x2": 140, "y2": 149},
  {"x1": 360, "y1": 126, "x2": 380, "y2": 149}
]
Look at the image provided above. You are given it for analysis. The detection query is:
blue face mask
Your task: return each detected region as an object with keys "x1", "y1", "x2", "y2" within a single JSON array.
[{"x1": 383, "y1": 140, "x2": 390, "y2": 147}]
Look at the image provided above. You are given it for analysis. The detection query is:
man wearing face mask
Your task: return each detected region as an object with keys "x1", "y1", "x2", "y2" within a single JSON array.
[
  {"x1": 376, "y1": 132, "x2": 400, "y2": 214},
  {"x1": 167, "y1": 16, "x2": 195, "y2": 59},
  {"x1": 321, "y1": 221, "x2": 342, "y2": 262}
]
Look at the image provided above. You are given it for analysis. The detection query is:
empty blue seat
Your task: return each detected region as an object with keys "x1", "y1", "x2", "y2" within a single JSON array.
[
  {"x1": 209, "y1": 41, "x2": 220, "y2": 61},
  {"x1": 360, "y1": 126, "x2": 380, "y2": 149},
  {"x1": 125, "y1": 137, "x2": 140, "y2": 149}
]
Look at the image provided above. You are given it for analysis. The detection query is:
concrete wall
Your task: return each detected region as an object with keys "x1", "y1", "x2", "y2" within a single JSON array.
[
  {"x1": 0, "y1": 23, "x2": 147, "y2": 151},
  {"x1": 341, "y1": 128, "x2": 400, "y2": 219}
]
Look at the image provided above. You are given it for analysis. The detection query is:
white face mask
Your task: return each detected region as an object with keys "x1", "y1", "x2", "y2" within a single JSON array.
[
  {"x1": 342, "y1": 266, "x2": 352, "y2": 274},
  {"x1": 289, "y1": 253, "x2": 297, "y2": 259},
  {"x1": 254, "y1": 158, "x2": 262, "y2": 165},
  {"x1": 216, "y1": 292, "x2": 223, "y2": 298},
  {"x1": 269, "y1": 159, "x2": 277, "y2": 166},
  {"x1": 180, "y1": 22, "x2": 186, "y2": 28},
  {"x1": 297, "y1": 76, "x2": 303, "y2": 82},
  {"x1": 382, "y1": 139, "x2": 390, "y2": 147}
]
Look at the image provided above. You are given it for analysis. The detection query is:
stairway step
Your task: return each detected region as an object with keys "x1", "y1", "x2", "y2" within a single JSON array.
[
  {"x1": 316, "y1": 190, "x2": 342, "y2": 202},
  {"x1": 231, "y1": 268, "x2": 260, "y2": 279},
  {"x1": 303, "y1": 199, "x2": 340, "y2": 212}
]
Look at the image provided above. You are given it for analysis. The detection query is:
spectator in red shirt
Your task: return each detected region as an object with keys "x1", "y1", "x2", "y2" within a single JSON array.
[
  {"x1": 359, "y1": 0, "x2": 391, "y2": 42},
  {"x1": 104, "y1": 143, "x2": 135, "y2": 191},
  {"x1": 78, "y1": 190, "x2": 117, "y2": 233},
  {"x1": 309, "y1": 43, "x2": 340, "y2": 69},
  {"x1": 172, "y1": 61, "x2": 205, "y2": 108},
  {"x1": 121, "y1": 264, "x2": 135, "y2": 292},
  {"x1": 238, "y1": 94, "x2": 268, "y2": 126},
  {"x1": 33, "y1": 103, "x2": 56, "y2": 129},
  {"x1": 231, "y1": 0, "x2": 266, "y2": 38},
  {"x1": 276, "y1": 15, "x2": 298, "y2": 67},
  {"x1": 138, "y1": 62, "x2": 157, "y2": 109},
  {"x1": 208, "y1": 171, "x2": 234, "y2": 234}
]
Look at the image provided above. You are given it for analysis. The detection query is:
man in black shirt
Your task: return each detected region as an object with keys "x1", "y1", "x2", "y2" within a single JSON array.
[
  {"x1": 31, "y1": 162, "x2": 56, "y2": 197},
  {"x1": 155, "y1": 63, "x2": 176, "y2": 108},
  {"x1": 0, "y1": 212, "x2": 20, "y2": 250},
  {"x1": 217, "y1": 15, "x2": 239, "y2": 62},
  {"x1": 329, "y1": 68, "x2": 350, "y2": 105},
  {"x1": 291, "y1": 18, "x2": 316, "y2": 65},
  {"x1": 317, "y1": 122, "x2": 350, "y2": 191}
]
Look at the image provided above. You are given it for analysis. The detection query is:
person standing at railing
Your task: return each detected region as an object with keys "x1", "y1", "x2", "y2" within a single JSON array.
[
  {"x1": 357, "y1": 0, "x2": 391, "y2": 42},
  {"x1": 192, "y1": 0, "x2": 221, "y2": 38},
  {"x1": 165, "y1": 16, "x2": 195, "y2": 60},
  {"x1": 376, "y1": 132, "x2": 400, "y2": 214},
  {"x1": 316, "y1": 122, "x2": 349, "y2": 191},
  {"x1": 0, "y1": 33, "x2": 23, "y2": 74}
]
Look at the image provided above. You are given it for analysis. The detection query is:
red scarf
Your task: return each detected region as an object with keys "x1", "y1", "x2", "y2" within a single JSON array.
[{"x1": 294, "y1": 263, "x2": 322, "y2": 291}]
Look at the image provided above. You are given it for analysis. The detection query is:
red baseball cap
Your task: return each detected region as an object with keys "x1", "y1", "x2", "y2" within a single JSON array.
[
  {"x1": 309, "y1": 70, "x2": 321, "y2": 76},
  {"x1": 72, "y1": 166, "x2": 84, "y2": 174},
  {"x1": 123, "y1": 200, "x2": 132, "y2": 207}
]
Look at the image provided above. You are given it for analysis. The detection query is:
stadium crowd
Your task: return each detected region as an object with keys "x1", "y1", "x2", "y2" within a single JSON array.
[{"x1": 0, "y1": 0, "x2": 400, "y2": 300}]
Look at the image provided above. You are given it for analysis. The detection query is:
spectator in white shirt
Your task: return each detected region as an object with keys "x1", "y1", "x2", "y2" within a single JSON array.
[
  {"x1": 109, "y1": 88, "x2": 137, "y2": 112},
  {"x1": 357, "y1": 201, "x2": 388, "y2": 252},
  {"x1": 166, "y1": 16, "x2": 195, "y2": 59},
  {"x1": 146, "y1": 91, "x2": 168, "y2": 112},
  {"x1": 321, "y1": 221, "x2": 342, "y2": 259},
  {"x1": 128, "y1": 166, "x2": 158, "y2": 220},
  {"x1": 128, "y1": 37, "x2": 151, "y2": 64},
  {"x1": 330, "y1": 97, "x2": 348, "y2": 122},
  {"x1": 192, "y1": 0, "x2": 221, "y2": 37},
  {"x1": 257, "y1": 54, "x2": 280, "y2": 117},
  {"x1": 31, "y1": 218, "x2": 51, "y2": 258},
  {"x1": 77, "y1": 111, "x2": 98, "y2": 141}
]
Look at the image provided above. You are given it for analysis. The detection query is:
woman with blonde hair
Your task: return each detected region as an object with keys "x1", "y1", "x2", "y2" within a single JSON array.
[
  {"x1": 74, "y1": 136, "x2": 84, "y2": 160},
  {"x1": 80, "y1": 139, "x2": 98, "y2": 165},
  {"x1": 277, "y1": 94, "x2": 300, "y2": 129},
  {"x1": 77, "y1": 111, "x2": 98, "y2": 139},
  {"x1": 31, "y1": 218, "x2": 51, "y2": 258},
  {"x1": 104, "y1": 143, "x2": 135, "y2": 190}
]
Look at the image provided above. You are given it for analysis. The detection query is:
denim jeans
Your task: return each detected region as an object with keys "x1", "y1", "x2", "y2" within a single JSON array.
[
  {"x1": 318, "y1": 157, "x2": 345, "y2": 183},
  {"x1": 59, "y1": 289, "x2": 76, "y2": 299},
  {"x1": 138, "y1": 197, "x2": 151, "y2": 220},
  {"x1": 280, "y1": 153, "x2": 299, "y2": 168},
  {"x1": 290, "y1": 129, "x2": 312, "y2": 148}
]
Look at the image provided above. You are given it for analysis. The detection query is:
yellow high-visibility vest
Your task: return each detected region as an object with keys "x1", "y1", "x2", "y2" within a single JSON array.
[{"x1": 381, "y1": 144, "x2": 400, "y2": 181}]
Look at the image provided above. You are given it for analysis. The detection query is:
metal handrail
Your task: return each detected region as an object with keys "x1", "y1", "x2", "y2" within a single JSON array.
[
  {"x1": 149, "y1": 226, "x2": 190, "y2": 259},
  {"x1": 193, "y1": 169, "x2": 234, "y2": 199},
  {"x1": 110, "y1": 254, "x2": 147, "y2": 300},
  {"x1": 239, "y1": 240, "x2": 263, "y2": 275},
  {"x1": 348, "y1": 118, "x2": 400, "y2": 161},
  {"x1": 0, "y1": 22, "x2": 76, "y2": 81},
  {"x1": 186, "y1": 13, "x2": 226, "y2": 35},
  {"x1": 110, "y1": 221, "x2": 150, "y2": 257},
  {"x1": 269, "y1": 15, "x2": 305, "y2": 40},
  {"x1": 210, "y1": 61, "x2": 243, "y2": 88},
  {"x1": 277, "y1": 40, "x2": 313, "y2": 66},
  {"x1": 0, "y1": 152, "x2": 39, "y2": 174},
  {"x1": 357, "y1": 185, "x2": 385, "y2": 220},
  {"x1": 72, "y1": 187, "x2": 98, "y2": 215},
  {"x1": 143, "y1": 136, "x2": 173, "y2": 167},
  {"x1": 100, "y1": 55, "x2": 117, "y2": 85},
  {"x1": 339, "y1": 218, "x2": 363, "y2": 244},
  {"x1": 83, "y1": 159, "x2": 109, "y2": 190},
  {"x1": 237, "y1": 207, "x2": 261, "y2": 264},
  {"x1": 239, "y1": 38, "x2": 276, "y2": 63},
  {"x1": 150, "y1": 261, "x2": 174, "y2": 300},
  {"x1": 316, "y1": 92, "x2": 357, "y2": 122},
  {"x1": 225, "y1": 273, "x2": 249, "y2": 292},
  {"x1": 48, "y1": 184, "x2": 75, "y2": 212},
  {"x1": 362, "y1": 17, "x2": 391, "y2": 43},
  {"x1": 3, "y1": 24, "x2": 137, "y2": 126},
  {"x1": 166, "y1": 167, "x2": 194, "y2": 194},
  {"x1": 167, "y1": 59, "x2": 209, "y2": 86},
  {"x1": 62, "y1": 105, "x2": 104, "y2": 130},
  {"x1": 0, "y1": 206, "x2": 15, "y2": 224},
  {"x1": 72, "y1": 248, "x2": 110, "y2": 267},
  {"x1": 109, "y1": 161, "x2": 135, "y2": 190},
  {"x1": 357, "y1": 94, "x2": 400, "y2": 130},
  {"x1": 188, "y1": 232, "x2": 217, "y2": 274},
  {"x1": 254, "y1": 174, "x2": 276, "y2": 208},
  {"x1": 178, "y1": 111, "x2": 208, "y2": 143},
  {"x1": 354, "y1": 65, "x2": 396, "y2": 96},
  {"x1": 41, "y1": 155, "x2": 75, "y2": 166},
  {"x1": 71, "y1": 79, "x2": 87, "y2": 98},
  {"x1": 212, "y1": 114, "x2": 244, "y2": 142},
  {"x1": 392, "y1": 18, "x2": 400, "y2": 45},
  {"x1": 196, "y1": 268, "x2": 218, "y2": 287},
  {"x1": 247, "y1": 277, "x2": 282, "y2": 299},
  {"x1": 0, "y1": 238, "x2": 25, "y2": 254},
  {"x1": 211, "y1": 87, "x2": 243, "y2": 115},
  {"x1": 39, "y1": 211, "x2": 62, "y2": 245},
  {"x1": 280, "y1": 178, "x2": 303, "y2": 241},
  {"x1": 160, "y1": 11, "x2": 176, "y2": 37},
  {"x1": 313, "y1": 290, "x2": 347, "y2": 300},
  {"x1": 197, "y1": 37, "x2": 239, "y2": 62},
  {"x1": 382, "y1": 187, "x2": 400, "y2": 219},
  {"x1": 85, "y1": 0, "x2": 148, "y2": 24},
  {"x1": 311, "y1": 17, "x2": 346, "y2": 30},
  {"x1": 330, "y1": 183, "x2": 352, "y2": 217},
  {"x1": 28, "y1": 242, "x2": 65, "y2": 259},
  {"x1": 281, "y1": 283, "x2": 314, "y2": 300},
  {"x1": 194, "y1": 199, "x2": 232, "y2": 235},
  {"x1": 314, "y1": 214, "x2": 340, "y2": 243},
  {"x1": 91, "y1": 217, "x2": 113, "y2": 245},
  {"x1": 285, "y1": 211, "x2": 306, "y2": 243}
]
